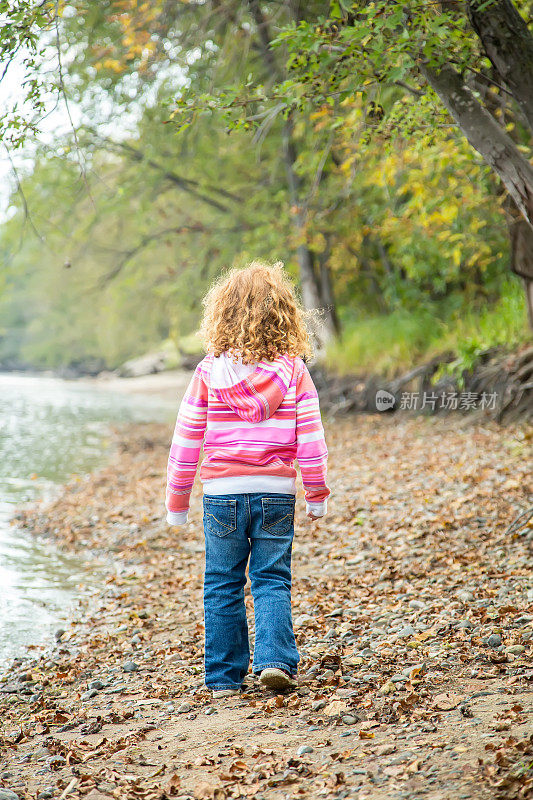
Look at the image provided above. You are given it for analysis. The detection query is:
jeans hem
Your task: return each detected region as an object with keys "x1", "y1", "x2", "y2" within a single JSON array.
[{"x1": 252, "y1": 662, "x2": 298, "y2": 677}]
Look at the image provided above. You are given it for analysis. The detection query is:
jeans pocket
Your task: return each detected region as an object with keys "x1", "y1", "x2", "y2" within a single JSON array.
[
  {"x1": 203, "y1": 497, "x2": 237, "y2": 537},
  {"x1": 261, "y1": 496, "x2": 295, "y2": 536}
]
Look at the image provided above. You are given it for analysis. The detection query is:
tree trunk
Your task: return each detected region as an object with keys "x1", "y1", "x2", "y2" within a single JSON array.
[
  {"x1": 524, "y1": 280, "x2": 533, "y2": 330},
  {"x1": 318, "y1": 238, "x2": 341, "y2": 336},
  {"x1": 282, "y1": 124, "x2": 337, "y2": 346},
  {"x1": 506, "y1": 197, "x2": 533, "y2": 328},
  {"x1": 248, "y1": 0, "x2": 338, "y2": 349},
  {"x1": 466, "y1": 0, "x2": 533, "y2": 133},
  {"x1": 420, "y1": 61, "x2": 533, "y2": 230}
]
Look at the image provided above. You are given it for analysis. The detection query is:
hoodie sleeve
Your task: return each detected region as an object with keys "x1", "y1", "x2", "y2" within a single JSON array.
[
  {"x1": 295, "y1": 361, "x2": 330, "y2": 517},
  {"x1": 165, "y1": 362, "x2": 208, "y2": 526}
]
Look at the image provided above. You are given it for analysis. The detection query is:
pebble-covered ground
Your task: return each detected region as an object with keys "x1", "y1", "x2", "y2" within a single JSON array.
[{"x1": 1, "y1": 413, "x2": 532, "y2": 800}]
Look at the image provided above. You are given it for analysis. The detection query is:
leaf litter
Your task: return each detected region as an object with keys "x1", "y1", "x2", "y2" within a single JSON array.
[{"x1": 1, "y1": 413, "x2": 532, "y2": 800}]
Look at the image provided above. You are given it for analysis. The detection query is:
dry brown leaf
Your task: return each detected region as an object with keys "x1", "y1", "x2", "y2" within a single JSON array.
[
  {"x1": 432, "y1": 692, "x2": 464, "y2": 711},
  {"x1": 324, "y1": 700, "x2": 347, "y2": 716}
]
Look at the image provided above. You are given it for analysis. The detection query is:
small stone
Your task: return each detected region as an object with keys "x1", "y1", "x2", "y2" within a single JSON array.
[
  {"x1": 408, "y1": 600, "x2": 425, "y2": 610},
  {"x1": 401, "y1": 661, "x2": 426, "y2": 676},
  {"x1": 205, "y1": 707, "x2": 217, "y2": 715},
  {"x1": 312, "y1": 699, "x2": 326, "y2": 711},
  {"x1": 487, "y1": 634, "x2": 502, "y2": 648},
  {"x1": 54, "y1": 629, "x2": 66, "y2": 641},
  {"x1": 457, "y1": 619, "x2": 473, "y2": 630},
  {"x1": 457, "y1": 591, "x2": 474, "y2": 603},
  {"x1": 106, "y1": 684, "x2": 125, "y2": 694},
  {"x1": 177, "y1": 702, "x2": 193, "y2": 713},
  {"x1": 397, "y1": 625, "x2": 416, "y2": 638},
  {"x1": 376, "y1": 744, "x2": 396, "y2": 756},
  {"x1": 294, "y1": 614, "x2": 313, "y2": 627},
  {"x1": 122, "y1": 661, "x2": 139, "y2": 672},
  {"x1": 81, "y1": 689, "x2": 98, "y2": 700},
  {"x1": 88, "y1": 679, "x2": 105, "y2": 690},
  {"x1": 505, "y1": 644, "x2": 525, "y2": 655},
  {"x1": 297, "y1": 745, "x2": 314, "y2": 755},
  {"x1": 360, "y1": 647, "x2": 374, "y2": 657},
  {"x1": 37, "y1": 790, "x2": 54, "y2": 800},
  {"x1": 29, "y1": 692, "x2": 42, "y2": 703},
  {"x1": 137, "y1": 610, "x2": 150, "y2": 619},
  {"x1": 342, "y1": 714, "x2": 358, "y2": 725},
  {"x1": 390, "y1": 674, "x2": 407, "y2": 683},
  {"x1": 0, "y1": 790, "x2": 20, "y2": 800},
  {"x1": 336, "y1": 687, "x2": 356, "y2": 698}
]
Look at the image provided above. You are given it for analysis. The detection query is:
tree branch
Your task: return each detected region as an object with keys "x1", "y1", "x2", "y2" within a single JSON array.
[
  {"x1": 85, "y1": 128, "x2": 242, "y2": 213},
  {"x1": 420, "y1": 60, "x2": 533, "y2": 229}
]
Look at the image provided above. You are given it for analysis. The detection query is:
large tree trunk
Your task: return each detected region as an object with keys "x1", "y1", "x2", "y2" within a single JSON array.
[
  {"x1": 420, "y1": 61, "x2": 533, "y2": 230},
  {"x1": 420, "y1": 60, "x2": 533, "y2": 329},
  {"x1": 467, "y1": 0, "x2": 533, "y2": 133}
]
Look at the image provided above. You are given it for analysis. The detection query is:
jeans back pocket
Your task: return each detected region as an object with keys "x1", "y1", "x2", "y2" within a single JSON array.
[
  {"x1": 261, "y1": 496, "x2": 295, "y2": 536},
  {"x1": 203, "y1": 497, "x2": 237, "y2": 537}
]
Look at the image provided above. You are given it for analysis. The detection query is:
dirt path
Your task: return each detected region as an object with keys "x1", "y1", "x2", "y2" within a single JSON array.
[{"x1": 1, "y1": 413, "x2": 532, "y2": 800}]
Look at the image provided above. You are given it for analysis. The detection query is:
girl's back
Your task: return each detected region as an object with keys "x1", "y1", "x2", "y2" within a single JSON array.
[
  {"x1": 164, "y1": 260, "x2": 331, "y2": 696},
  {"x1": 165, "y1": 262, "x2": 330, "y2": 526}
]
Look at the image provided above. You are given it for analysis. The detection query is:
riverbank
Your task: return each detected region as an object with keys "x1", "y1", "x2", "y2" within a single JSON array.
[
  {"x1": 80, "y1": 370, "x2": 192, "y2": 402},
  {"x1": 1, "y1": 414, "x2": 532, "y2": 800}
]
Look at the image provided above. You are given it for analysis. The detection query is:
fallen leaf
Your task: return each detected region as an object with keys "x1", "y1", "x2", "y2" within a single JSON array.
[
  {"x1": 432, "y1": 692, "x2": 464, "y2": 711},
  {"x1": 324, "y1": 700, "x2": 347, "y2": 716}
]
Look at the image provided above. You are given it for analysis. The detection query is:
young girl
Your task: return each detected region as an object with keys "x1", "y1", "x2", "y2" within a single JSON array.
[{"x1": 165, "y1": 261, "x2": 330, "y2": 697}]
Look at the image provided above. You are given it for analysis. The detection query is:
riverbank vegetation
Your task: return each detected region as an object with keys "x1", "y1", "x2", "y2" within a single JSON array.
[{"x1": 0, "y1": 2, "x2": 531, "y2": 378}]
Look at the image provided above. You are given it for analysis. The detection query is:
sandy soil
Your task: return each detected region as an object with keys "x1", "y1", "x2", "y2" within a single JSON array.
[{"x1": 1, "y1": 409, "x2": 532, "y2": 800}]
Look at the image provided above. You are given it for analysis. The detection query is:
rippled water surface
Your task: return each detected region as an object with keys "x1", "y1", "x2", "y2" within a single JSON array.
[{"x1": 0, "y1": 373, "x2": 177, "y2": 670}]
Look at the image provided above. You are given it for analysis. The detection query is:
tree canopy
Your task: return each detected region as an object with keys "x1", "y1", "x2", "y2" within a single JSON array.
[{"x1": 0, "y1": 1, "x2": 530, "y2": 372}]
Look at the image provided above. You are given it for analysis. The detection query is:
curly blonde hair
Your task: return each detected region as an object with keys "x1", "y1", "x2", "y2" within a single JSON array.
[{"x1": 199, "y1": 261, "x2": 314, "y2": 364}]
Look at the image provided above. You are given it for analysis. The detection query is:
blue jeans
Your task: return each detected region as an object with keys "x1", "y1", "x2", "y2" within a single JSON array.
[{"x1": 202, "y1": 492, "x2": 300, "y2": 690}]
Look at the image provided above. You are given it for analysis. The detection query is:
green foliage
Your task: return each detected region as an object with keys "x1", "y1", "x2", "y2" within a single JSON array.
[
  {"x1": 0, "y1": 0, "x2": 57, "y2": 147},
  {"x1": 327, "y1": 277, "x2": 529, "y2": 379},
  {"x1": 436, "y1": 277, "x2": 530, "y2": 385},
  {"x1": 0, "y1": 0, "x2": 529, "y2": 374},
  {"x1": 326, "y1": 306, "x2": 444, "y2": 377}
]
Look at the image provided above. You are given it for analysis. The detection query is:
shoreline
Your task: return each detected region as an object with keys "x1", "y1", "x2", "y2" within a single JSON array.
[
  {"x1": 0, "y1": 368, "x2": 193, "y2": 404},
  {"x1": 1, "y1": 414, "x2": 532, "y2": 800}
]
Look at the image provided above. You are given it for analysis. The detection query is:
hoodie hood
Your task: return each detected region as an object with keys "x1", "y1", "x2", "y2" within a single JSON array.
[{"x1": 205, "y1": 352, "x2": 295, "y2": 423}]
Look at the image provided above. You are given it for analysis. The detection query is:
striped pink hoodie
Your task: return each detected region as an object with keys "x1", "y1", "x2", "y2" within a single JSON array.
[{"x1": 165, "y1": 352, "x2": 330, "y2": 526}]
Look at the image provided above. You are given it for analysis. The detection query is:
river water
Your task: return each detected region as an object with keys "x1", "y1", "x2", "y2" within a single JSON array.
[{"x1": 0, "y1": 372, "x2": 177, "y2": 671}]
